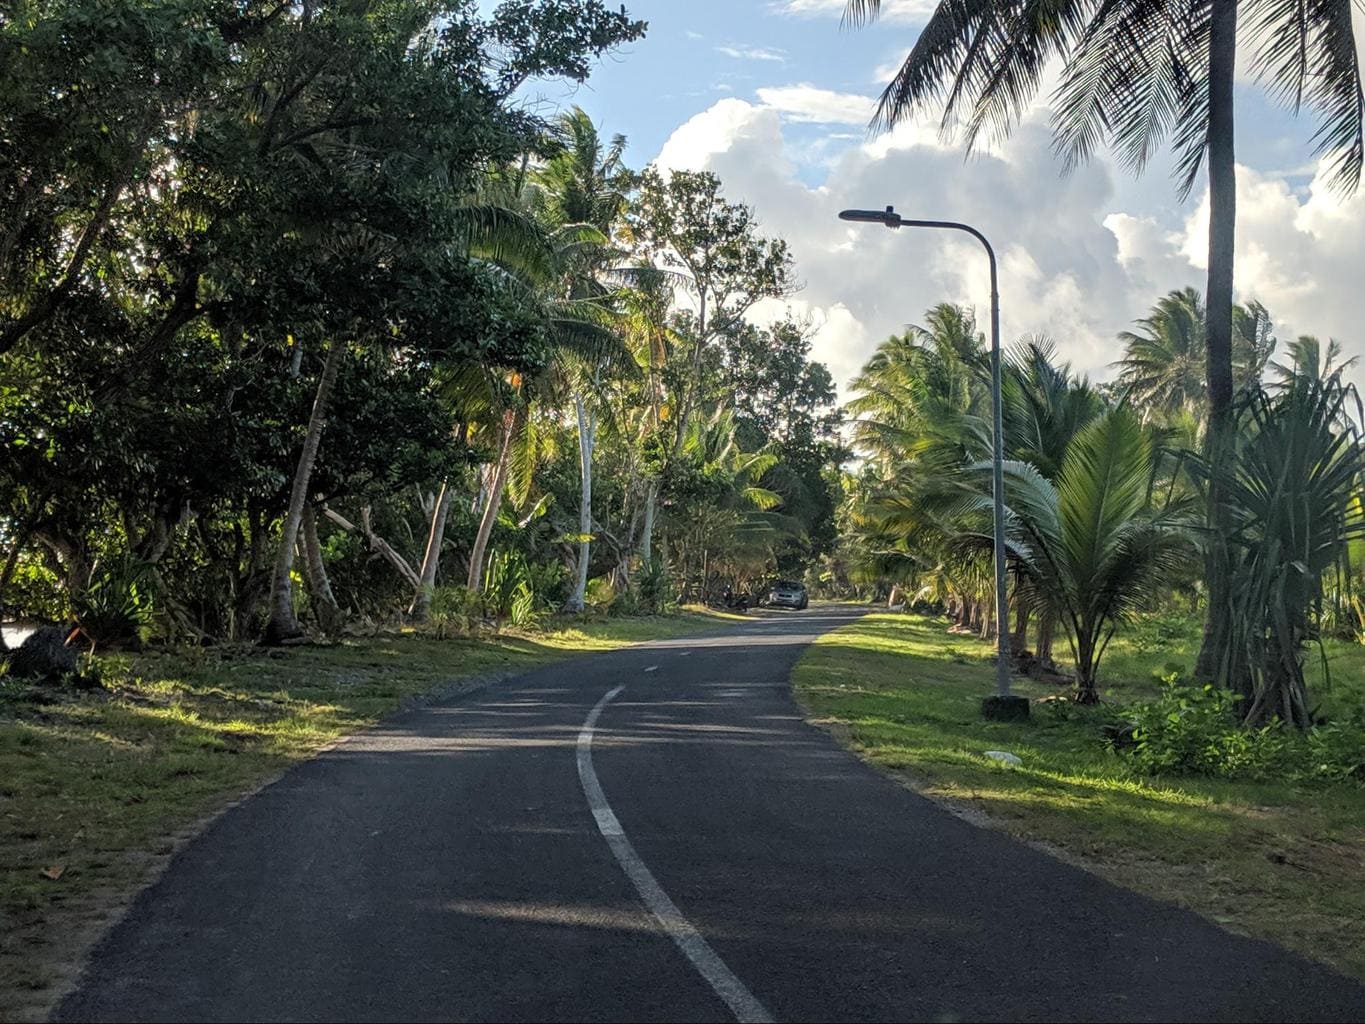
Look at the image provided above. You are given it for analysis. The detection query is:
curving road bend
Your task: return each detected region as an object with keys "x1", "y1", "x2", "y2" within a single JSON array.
[{"x1": 58, "y1": 607, "x2": 1365, "y2": 1022}]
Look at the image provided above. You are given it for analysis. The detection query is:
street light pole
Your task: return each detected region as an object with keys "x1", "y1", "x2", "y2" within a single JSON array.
[{"x1": 840, "y1": 205, "x2": 1028, "y2": 720}]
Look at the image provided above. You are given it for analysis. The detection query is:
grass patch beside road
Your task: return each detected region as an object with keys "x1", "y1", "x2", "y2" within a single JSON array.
[
  {"x1": 0, "y1": 608, "x2": 735, "y2": 1020},
  {"x1": 793, "y1": 612, "x2": 1365, "y2": 982}
]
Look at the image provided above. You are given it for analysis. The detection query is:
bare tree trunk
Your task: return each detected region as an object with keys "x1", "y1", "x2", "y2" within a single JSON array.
[
  {"x1": 1037, "y1": 608, "x2": 1056, "y2": 666},
  {"x1": 263, "y1": 339, "x2": 345, "y2": 644},
  {"x1": 467, "y1": 408, "x2": 522, "y2": 593},
  {"x1": 1195, "y1": 0, "x2": 1239, "y2": 687},
  {"x1": 409, "y1": 480, "x2": 453, "y2": 621},
  {"x1": 1012, "y1": 590, "x2": 1030, "y2": 655},
  {"x1": 299, "y1": 505, "x2": 342, "y2": 633},
  {"x1": 322, "y1": 506, "x2": 420, "y2": 589},
  {"x1": 640, "y1": 483, "x2": 657, "y2": 566},
  {"x1": 565, "y1": 395, "x2": 595, "y2": 613}
]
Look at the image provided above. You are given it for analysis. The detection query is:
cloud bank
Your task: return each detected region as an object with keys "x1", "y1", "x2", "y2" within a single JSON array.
[{"x1": 652, "y1": 97, "x2": 1365, "y2": 396}]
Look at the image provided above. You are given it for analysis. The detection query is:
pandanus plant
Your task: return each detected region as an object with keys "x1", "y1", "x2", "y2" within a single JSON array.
[{"x1": 1204, "y1": 376, "x2": 1365, "y2": 728}]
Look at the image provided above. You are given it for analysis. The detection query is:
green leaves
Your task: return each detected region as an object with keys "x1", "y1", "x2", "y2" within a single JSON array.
[
  {"x1": 1205, "y1": 372, "x2": 1365, "y2": 726},
  {"x1": 853, "y1": 1, "x2": 1363, "y2": 194}
]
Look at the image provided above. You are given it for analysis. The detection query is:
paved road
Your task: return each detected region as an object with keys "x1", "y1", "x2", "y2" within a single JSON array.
[{"x1": 59, "y1": 608, "x2": 1365, "y2": 1022}]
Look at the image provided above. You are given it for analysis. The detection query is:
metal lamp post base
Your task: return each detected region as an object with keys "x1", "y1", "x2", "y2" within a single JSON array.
[{"x1": 981, "y1": 694, "x2": 1031, "y2": 721}]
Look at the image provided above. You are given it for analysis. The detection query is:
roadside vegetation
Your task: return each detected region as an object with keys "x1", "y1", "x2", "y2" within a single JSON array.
[
  {"x1": 0, "y1": 607, "x2": 738, "y2": 1018},
  {"x1": 5, "y1": 0, "x2": 1365, "y2": 1016},
  {"x1": 795, "y1": 612, "x2": 1365, "y2": 982}
]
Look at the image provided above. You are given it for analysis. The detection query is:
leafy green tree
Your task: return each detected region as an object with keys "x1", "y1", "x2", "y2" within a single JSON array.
[
  {"x1": 712, "y1": 318, "x2": 845, "y2": 576},
  {"x1": 627, "y1": 167, "x2": 796, "y2": 559}
]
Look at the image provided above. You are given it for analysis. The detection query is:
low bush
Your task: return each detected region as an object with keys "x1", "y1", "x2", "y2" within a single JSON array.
[
  {"x1": 72, "y1": 555, "x2": 156, "y2": 647},
  {"x1": 633, "y1": 556, "x2": 675, "y2": 614},
  {"x1": 1119, "y1": 671, "x2": 1365, "y2": 782},
  {"x1": 429, "y1": 585, "x2": 482, "y2": 637}
]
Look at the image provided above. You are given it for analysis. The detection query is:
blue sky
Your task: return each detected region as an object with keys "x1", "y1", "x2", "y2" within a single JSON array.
[{"x1": 521, "y1": 2, "x2": 1365, "y2": 394}]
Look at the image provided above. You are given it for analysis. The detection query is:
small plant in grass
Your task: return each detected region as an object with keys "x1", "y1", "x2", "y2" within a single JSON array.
[
  {"x1": 72, "y1": 555, "x2": 156, "y2": 648},
  {"x1": 609, "y1": 587, "x2": 641, "y2": 617},
  {"x1": 482, "y1": 550, "x2": 535, "y2": 628},
  {"x1": 429, "y1": 586, "x2": 481, "y2": 638},
  {"x1": 633, "y1": 556, "x2": 675, "y2": 614}
]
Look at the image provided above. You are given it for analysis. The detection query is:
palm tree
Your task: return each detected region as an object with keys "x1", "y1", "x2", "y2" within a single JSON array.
[
  {"x1": 532, "y1": 108, "x2": 632, "y2": 613},
  {"x1": 845, "y1": 0, "x2": 1364, "y2": 683},
  {"x1": 989, "y1": 407, "x2": 1195, "y2": 703},
  {"x1": 1270, "y1": 335, "x2": 1359, "y2": 386},
  {"x1": 1004, "y1": 338, "x2": 1104, "y2": 479},
  {"x1": 846, "y1": 303, "x2": 988, "y2": 471},
  {"x1": 1115, "y1": 288, "x2": 1276, "y2": 422},
  {"x1": 450, "y1": 162, "x2": 631, "y2": 597},
  {"x1": 1002, "y1": 339, "x2": 1104, "y2": 657}
]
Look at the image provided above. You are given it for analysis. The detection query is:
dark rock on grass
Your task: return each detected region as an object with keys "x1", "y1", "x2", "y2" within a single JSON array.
[{"x1": 7, "y1": 627, "x2": 78, "y2": 682}]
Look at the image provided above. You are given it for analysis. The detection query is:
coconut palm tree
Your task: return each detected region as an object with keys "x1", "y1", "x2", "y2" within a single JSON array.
[
  {"x1": 532, "y1": 108, "x2": 632, "y2": 612},
  {"x1": 845, "y1": 0, "x2": 1364, "y2": 684},
  {"x1": 988, "y1": 407, "x2": 1196, "y2": 702},
  {"x1": 1001, "y1": 339, "x2": 1105, "y2": 657},
  {"x1": 452, "y1": 171, "x2": 630, "y2": 595},
  {"x1": 1115, "y1": 288, "x2": 1277, "y2": 423},
  {"x1": 1270, "y1": 335, "x2": 1359, "y2": 386},
  {"x1": 846, "y1": 303, "x2": 988, "y2": 471}
]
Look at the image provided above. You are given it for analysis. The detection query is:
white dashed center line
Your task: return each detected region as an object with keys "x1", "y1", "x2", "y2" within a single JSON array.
[{"x1": 576, "y1": 687, "x2": 772, "y2": 1023}]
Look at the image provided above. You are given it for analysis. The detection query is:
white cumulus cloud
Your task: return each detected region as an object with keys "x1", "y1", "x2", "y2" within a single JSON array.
[
  {"x1": 716, "y1": 44, "x2": 787, "y2": 62},
  {"x1": 773, "y1": 0, "x2": 938, "y2": 21},
  {"x1": 648, "y1": 97, "x2": 1365, "y2": 398},
  {"x1": 755, "y1": 84, "x2": 878, "y2": 124}
]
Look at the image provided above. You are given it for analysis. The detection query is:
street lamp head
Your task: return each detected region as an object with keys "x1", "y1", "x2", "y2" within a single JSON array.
[{"x1": 838, "y1": 205, "x2": 901, "y2": 229}]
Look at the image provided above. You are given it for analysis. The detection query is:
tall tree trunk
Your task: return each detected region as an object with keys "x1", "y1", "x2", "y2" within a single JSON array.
[
  {"x1": 1037, "y1": 608, "x2": 1055, "y2": 667},
  {"x1": 1012, "y1": 592, "x2": 1030, "y2": 656},
  {"x1": 565, "y1": 395, "x2": 595, "y2": 613},
  {"x1": 1195, "y1": 0, "x2": 1240, "y2": 685},
  {"x1": 263, "y1": 339, "x2": 346, "y2": 644},
  {"x1": 299, "y1": 505, "x2": 342, "y2": 632},
  {"x1": 467, "y1": 408, "x2": 523, "y2": 593},
  {"x1": 639, "y1": 483, "x2": 657, "y2": 565},
  {"x1": 409, "y1": 480, "x2": 454, "y2": 621}
]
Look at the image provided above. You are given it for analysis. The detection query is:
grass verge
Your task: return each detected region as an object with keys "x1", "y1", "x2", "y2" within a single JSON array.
[
  {"x1": 0, "y1": 608, "x2": 738, "y2": 1020},
  {"x1": 793, "y1": 612, "x2": 1365, "y2": 982}
]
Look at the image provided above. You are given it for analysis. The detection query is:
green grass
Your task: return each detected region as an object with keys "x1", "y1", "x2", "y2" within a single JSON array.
[
  {"x1": 793, "y1": 612, "x2": 1365, "y2": 982},
  {"x1": 0, "y1": 608, "x2": 737, "y2": 1020}
]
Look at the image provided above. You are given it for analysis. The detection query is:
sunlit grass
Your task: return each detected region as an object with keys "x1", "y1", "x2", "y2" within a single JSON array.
[
  {"x1": 793, "y1": 611, "x2": 1365, "y2": 981},
  {"x1": 0, "y1": 607, "x2": 734, "y2": 1017}
]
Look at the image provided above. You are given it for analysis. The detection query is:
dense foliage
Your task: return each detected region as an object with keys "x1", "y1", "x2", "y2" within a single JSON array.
[
  {"x1": 0, "y1": 1, "x2": 845, "y2": 649},
  {"x1": 838, "y1": 292, "x2": 1365, "y2": 730}
]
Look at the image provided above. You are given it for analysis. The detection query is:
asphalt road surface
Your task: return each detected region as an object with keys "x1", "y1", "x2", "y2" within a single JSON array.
[{"x1": 58, "y1": 607, "x2": 1365, "y2": 1022}]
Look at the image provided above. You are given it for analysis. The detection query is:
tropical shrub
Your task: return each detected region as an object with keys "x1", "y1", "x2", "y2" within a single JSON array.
[
  {"x1": 482, "y1": 550, "x2": 535, "y2": 627},
  {"x1": 72, "y1": 556, "x2": 156, "y2": 648},
  {"x1": 429, "y1": 586, "x2": 482, "y2": 638},
  {"x1": 1203, "y1": 376, "x2": 1365, "y2": 727},
  {"x1": 634, "y1": 556, "x2": 675, "y2": 614},
  {"x1": 1120, "y1": 673, "x2": 1365, "y2": 782}
]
